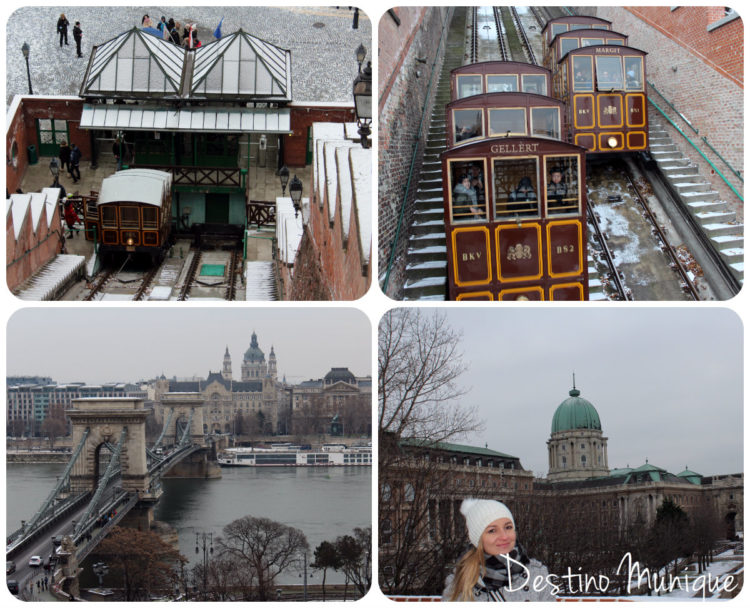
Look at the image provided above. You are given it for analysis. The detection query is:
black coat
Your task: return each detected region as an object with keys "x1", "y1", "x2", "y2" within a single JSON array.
[
  {"x1": 57, "y1": 17, "x2": 69, "y2": 33},
  {"x1": 73, "y1": 25, "x2": 82, "y2": 41}
]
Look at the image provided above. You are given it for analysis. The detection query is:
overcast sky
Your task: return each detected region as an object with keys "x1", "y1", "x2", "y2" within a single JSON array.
[
  {"x1": 6, "y1": 307, "x2": 371, "y2": 384},
  {"x1": 430, "y1": 307, "x2": 742, "y2": 479}
]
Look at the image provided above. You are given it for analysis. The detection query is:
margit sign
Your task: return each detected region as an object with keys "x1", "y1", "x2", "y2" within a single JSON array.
[{"x1": 495, "y1": 552, "x2": 738, "y2": 599}]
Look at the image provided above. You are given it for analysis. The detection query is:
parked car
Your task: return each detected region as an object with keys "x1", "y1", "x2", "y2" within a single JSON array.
[
  {"x1": 28, "y1": 555, "x2": 43, "y2": 567},
  {"x1": 6, "y1": 560, "x2": 16, "y2": 574},
  {"x1": 7, "y1": 579, "x2": 19, "y2": 595}
]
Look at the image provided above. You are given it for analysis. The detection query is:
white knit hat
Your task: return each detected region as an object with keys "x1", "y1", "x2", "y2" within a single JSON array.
[{"x1": 460, "y1": 498, "x2": 515, "y2": 547}]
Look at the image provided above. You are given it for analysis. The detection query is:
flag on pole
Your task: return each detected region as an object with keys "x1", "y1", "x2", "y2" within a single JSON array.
[{"x1": 214, "y1": 17, "x2": 224, "y2": 40}]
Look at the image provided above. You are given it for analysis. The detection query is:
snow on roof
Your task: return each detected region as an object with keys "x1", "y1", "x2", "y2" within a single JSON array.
[
  {"x1": 29, "y1": 192, "x2": 50, "y2": 233},
  {"x1": 9, "y1": 193, "x2": 31, "y2": 239},
  {"x1": 335, "y1": 145, "x2": 353, "y2": 231},
  {"x1": 244, "y1": 261, "x2": 277, "y2": 300},
  {"x1": 276, "y1": 196, "x2": 304, "y2": 266},
  {"x1": 324, "y1": 139, "x2": 354, "y2": 218},
  {"x1": 98, "y1": 169, "x2": 171, "y2": 206},
  {"x1": 350, "y1": 146, "x2": 372, "y2": 265},
  {"x1": 16, "y1": 254, "x2": 85, "y2": 300}
]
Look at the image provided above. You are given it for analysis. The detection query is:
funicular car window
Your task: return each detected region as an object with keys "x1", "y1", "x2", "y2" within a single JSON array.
[
  {"x1": 608, "y1": 39, "x2": 625, "y2": 45},
  {"x1": 493, "y1": 157, "x2": 539, "y2": 219},
  {"x1": 449, "y1": 159, "x2": 487, "y2": 222},
  {"x1": 487, "y1": 75, "x2": 518, "y2": 93},
  {"x1": 101, "y1": 206, "x2": 117, "y2": 228},
  {"x1": 624, "y1": 56, "x2": 644, "y2": 91},
  {"x1": 453, "y1": 109, "x2": 484, "y2": 143},
  {"x1": 142, "y1": 207, "x2": 158, "y2": 229},
  {"x1": 551, "y1": 23, "x2": 568, "y2": 37},
  {"x1": 545, "y1": 155, "x2": 580, "y2": 215},
  {"x1": 581, "y1": 37, "x2": 604, "y2": 47},
  {"x1": 596, "y1": 56, "x2": 624, "y2": 90},
  {"x1": 522, "y1": 74, "x2": 547, "y2": 95},
  {"x1": 457, "y1": 75, "x2": 483, "y2": 98},
  {"x1": 531, "y1": 107, "x2": 561, "y2": 139},
  {"x1": 489, "y1": 108, "x2": 527, "y2": 137},
  {"x1": 120, "y1": 206, "x2": 139, "y2": 228},
  {"x1": 560, "y1": 38, "x2": 579, "y2": 56},
  {"x1": 572, "y1": 56, "x2": 594, "y2": 91}
]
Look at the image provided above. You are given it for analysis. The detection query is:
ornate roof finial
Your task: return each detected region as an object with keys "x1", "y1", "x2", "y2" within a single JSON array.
[{"x1": 572, "y1": 371, "x2": 576, "y2": 390}]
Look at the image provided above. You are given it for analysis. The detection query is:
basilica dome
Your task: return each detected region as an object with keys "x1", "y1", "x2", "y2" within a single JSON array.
[
  {"x1": 551, "y1": 387, "x2": 601, "y2": 433},
  {"x1": 243, "y1": 332, "x2": 265, "y2": 362}
]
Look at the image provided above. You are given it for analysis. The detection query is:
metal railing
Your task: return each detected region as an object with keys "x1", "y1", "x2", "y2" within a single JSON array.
[
  {"x1": 648, "y1": 81, "x2": 743, "y2": 185},
  {"x1": 382, "y1": 8, "x2": 454, "y2": 294},
  {"x1": 648, "y1": 95, "x2": 743, "y2": 203}
]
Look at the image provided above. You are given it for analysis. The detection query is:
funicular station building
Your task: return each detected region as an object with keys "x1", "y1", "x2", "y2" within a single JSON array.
[
  {"x1": 7, "y1": 17, "x2": 371, "y2": 299},
  {"x1": 77, "y1": 27, "x2": 295, "y2": 235}
]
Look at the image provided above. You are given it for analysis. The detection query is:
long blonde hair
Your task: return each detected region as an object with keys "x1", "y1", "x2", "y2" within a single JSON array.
[{"x1": 449, "y1": 545, "x2": 486, "y2": 601}]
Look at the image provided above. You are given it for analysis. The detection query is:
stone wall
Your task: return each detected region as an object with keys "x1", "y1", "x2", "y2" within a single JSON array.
[{"x1": 378, "y1": 7, "x2": 453, "y2": 297}]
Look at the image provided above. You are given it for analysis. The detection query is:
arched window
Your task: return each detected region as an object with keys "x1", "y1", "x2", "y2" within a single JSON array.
[{"x1": 404, "y1": 483, "x2": 415, "y2": 502}]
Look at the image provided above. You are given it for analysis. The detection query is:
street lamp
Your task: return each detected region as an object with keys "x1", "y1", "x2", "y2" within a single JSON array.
[
  {"x1": 353, "y1": 60, "x2": 372, "y2": 149},
  {"x1": 289, "y1": 175, "x2": 303, "y2": 218},
  {"x1": 21, "y1": 42, "x2": 33, "y2": 95},
  {"x1": 93, "y1": 561, "x2": 109, "y2": 589},
  {"x1": 195, "y1": 532, "x2": 213, "y2": 600},
  {"x1": 279, "y1": 165, "x2": 290, "y2": 196}
]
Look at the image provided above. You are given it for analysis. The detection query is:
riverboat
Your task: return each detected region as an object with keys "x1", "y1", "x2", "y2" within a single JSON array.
[{"x1": 217, "y1": 445, "x2": 372, "y2": 467}]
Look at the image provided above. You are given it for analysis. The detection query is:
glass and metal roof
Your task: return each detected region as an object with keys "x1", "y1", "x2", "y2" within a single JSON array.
[
  {"x1": 80, "y1": 27, "x2": 291, "y2": 102},
  {"x1": 80, "y1": 104, "x2": 291, "y2": 133}
]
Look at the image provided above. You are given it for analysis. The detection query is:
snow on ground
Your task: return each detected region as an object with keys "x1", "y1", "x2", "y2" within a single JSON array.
[{"x1": 6, "y1": 6, "x2": 371, "y2": 107}]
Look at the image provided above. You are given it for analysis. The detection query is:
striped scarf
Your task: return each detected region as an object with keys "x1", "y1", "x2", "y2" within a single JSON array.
[{"x1": 477, "y1": 544, "x2": 530, "y2": 601}]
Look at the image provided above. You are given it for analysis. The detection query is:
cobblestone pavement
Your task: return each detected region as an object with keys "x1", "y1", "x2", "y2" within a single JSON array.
[{"x1": 5, "y1": 6, "x2": 372, "y2": 106}]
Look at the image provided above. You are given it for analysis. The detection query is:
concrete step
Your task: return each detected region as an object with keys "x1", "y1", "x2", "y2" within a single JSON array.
[
  {"x1": 673, "y1": 181, "x2": 714, "y2": 195},
  {"x1": 403, "y1": 274, "x2": 447, "y2": 299},
  {"x1": 681, "y1": 190, "x2": 720, "y2": 204},
  {"x1": 728, "y1": 261, "x2": 744, "y2": 281},
  {"x1": 410, "y1": 232, "x2": 446, "y2": 249},
  {"x1": 703, "y1": 222, "x2": 744, "y2": 238},
  {"x1": 407, "y1": 244, "x2": 448, "y2": 265},
  {"x1": 686, "y1": 200, "x2": 731, "y2": 215},
  {"x1": 719, "y1": 248, "x2": 744, "y2": 265},
  {"x1": 411, "y1": 218, "x2": 447, "y2": 235},
  {"x1": 695, "y1": 211, "x2": 738, "y2": 226},
  {"x1": 711, "y1": 234, "x2": 744, "y2": 249}
]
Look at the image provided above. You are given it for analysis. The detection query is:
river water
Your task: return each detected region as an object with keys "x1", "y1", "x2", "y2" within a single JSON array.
[{"x1": 6, "y1": 463, "x2": 371, "y2": 583}]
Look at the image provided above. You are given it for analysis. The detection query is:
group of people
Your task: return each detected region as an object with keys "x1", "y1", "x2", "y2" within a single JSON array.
[
  {"x1": 56, "y1": 13, "x2": 83, "y2": 57},
  {"x1": 142, "y1": 13, "x2": 203, "y2": 48}
]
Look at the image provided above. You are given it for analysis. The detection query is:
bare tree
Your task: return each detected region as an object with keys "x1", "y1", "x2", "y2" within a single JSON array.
[
  {"x1": 41, "y1": 416, "x2": 67, "y2": 449},
  {"x1": 379, "y1": 308, "x2": 480, "y2": 442},
  {"x1": 334, "y1": 527, "x2": 372, "y2": 598},
  {"x1": 216, "y1": 516, "x2": 308, "y2": 601},
  {"x1": 94, "y1": 526, "x2": 186, "y2": 601}
]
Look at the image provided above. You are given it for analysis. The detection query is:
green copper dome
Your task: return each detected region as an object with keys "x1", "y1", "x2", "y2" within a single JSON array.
[
  {"x1": 243, "y1": 332, "x2": 265, "y2": 362},
  {"x1": 551, "y1": 387, "x2": 602, "y2": 433}
]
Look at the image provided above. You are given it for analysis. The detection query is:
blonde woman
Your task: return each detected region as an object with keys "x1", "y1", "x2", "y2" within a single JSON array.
[{"x1": 443, "y1": 499, "x2": 557, "y2": 601}]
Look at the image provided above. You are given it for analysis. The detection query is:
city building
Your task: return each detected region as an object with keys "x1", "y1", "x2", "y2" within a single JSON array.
[
  {"x1": 6, "y1": 382, "x2": 147, "y2": 436},
  {"x1": 152, "y1": 331, "x2": 371, "y2": 437}
]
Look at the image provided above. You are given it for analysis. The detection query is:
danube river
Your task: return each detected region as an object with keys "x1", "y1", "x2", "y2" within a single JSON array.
[{"x1": 6, "y1": 462, "x2": 371, "y2": 583}]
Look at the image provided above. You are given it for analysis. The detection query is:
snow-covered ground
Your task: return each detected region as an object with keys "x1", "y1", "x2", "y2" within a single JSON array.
[{"x1": 5, "y1": 6, "x2": 371, "y2": 107}]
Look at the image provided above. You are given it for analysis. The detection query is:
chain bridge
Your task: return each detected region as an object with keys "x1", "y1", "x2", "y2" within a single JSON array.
[{"x1": 6, "y1": 395, "x2": 222, "y2": 599}]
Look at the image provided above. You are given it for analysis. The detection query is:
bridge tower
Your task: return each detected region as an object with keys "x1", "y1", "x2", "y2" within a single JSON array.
[
  {"x1": 67, "y1": 398, "x2": 151, "y2": 495},
  {"x1": 159, "y1": 392, "x2": 207, "y2": 446}
]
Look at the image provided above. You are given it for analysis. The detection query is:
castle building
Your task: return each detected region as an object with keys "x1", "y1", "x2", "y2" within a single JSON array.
[{"x1": 547, "y1": 383, "x2": 609, "y2": 481}]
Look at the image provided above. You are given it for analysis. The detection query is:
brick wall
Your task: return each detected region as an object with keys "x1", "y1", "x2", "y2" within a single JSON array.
[
  {"x1": 378, "y1": 7, "x2": 452, "y2": 297},
  {"x1": 6, "y1": 97, "x2": 88, "y2": 195},
  {"x1": 597, "y1": 7, "x2": 743, "y2": 210},
  {"x1": 6, "y1": 199, "x2": 63, "y2": 292},
  {"x1": 287, "y1": 106, "x2": 355, "y2": 167}
]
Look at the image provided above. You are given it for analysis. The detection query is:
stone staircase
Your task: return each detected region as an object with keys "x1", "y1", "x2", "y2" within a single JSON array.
[
  {"x1": 648, "y1": 114, "x2": 744, "y2": 285},
  {"x1": 402, "y1": 12, "x2": 466, "y2": 300}
]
